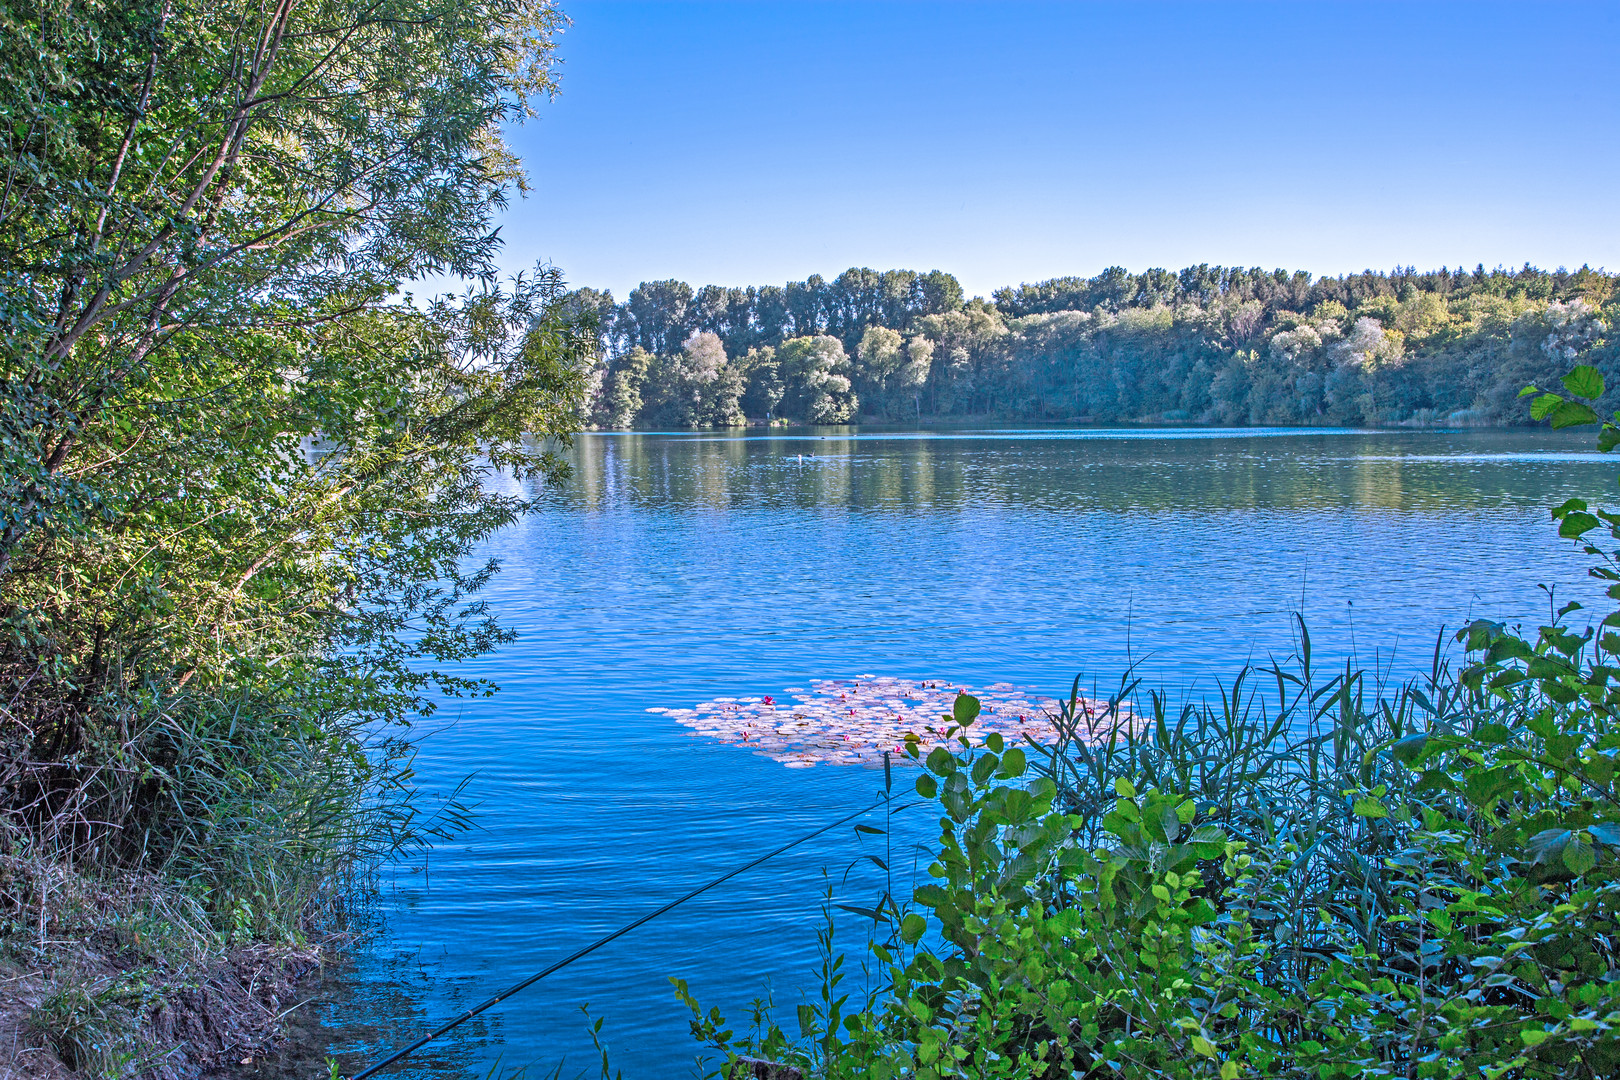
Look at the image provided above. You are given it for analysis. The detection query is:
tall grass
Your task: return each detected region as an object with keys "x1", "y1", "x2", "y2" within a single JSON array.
[
  {"x1": 0, "y1": 668, "x2": 466, "y2": 943},
  {"x1": 681, "y1": 598, "x2": 1620, "y2": 1077},
  {"x1": 1037, "y1": 617, "x2": 1476, "y2": 977}
]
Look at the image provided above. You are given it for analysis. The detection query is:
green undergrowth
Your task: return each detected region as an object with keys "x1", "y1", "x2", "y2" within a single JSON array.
[
  {"x1": 0, "y1": 586, "x2": 480, "y2": 1078},
  {"x1": 674, "y1": 364, "x2": 1620, "y2": 1078},
  {"x1": 0, "y1": 682, "x2": 471, "y2": 1077}
]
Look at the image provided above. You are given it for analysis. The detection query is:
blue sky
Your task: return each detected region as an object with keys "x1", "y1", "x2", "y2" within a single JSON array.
[{"x1": 498, "y1": 1, "x2": 1620, "y2": 299}]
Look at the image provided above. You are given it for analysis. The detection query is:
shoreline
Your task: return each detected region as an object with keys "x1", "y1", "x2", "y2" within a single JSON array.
[{"x1": 0, "y1": 855, "x2": 336, "y2": 1079}]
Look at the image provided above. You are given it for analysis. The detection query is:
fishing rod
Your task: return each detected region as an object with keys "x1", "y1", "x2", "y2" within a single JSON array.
[{"x1": 347, "y1": 768, "x2": 901, "y2": 1080}]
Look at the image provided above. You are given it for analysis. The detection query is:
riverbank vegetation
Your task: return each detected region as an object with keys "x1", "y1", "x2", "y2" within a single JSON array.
[
  {"x1": 0, "y1": 0, "x2": 590, "y2": 1073},
  {"x1": 574, "y1": 264, "x2": 1616, "y2": 428},
  {"x1": 677, "y1": 367, "x2": 1620, "y2": 1077}
]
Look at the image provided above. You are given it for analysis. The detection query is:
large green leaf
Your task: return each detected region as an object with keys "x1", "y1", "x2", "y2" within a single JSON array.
[
  {"x1": 1563, "y1": 364, "x2": 1605, "y2": 400},
  {"x1": 1551, "y1": 400, "x2": 1601, "y2": 429},
  {"x1": 1564, "y1": 837, "x2": 1597, "y2": 875},
  {"x1": 1526, "y1": 828, "x2": 1572, "y2": 865},
  {"x1": 1391, "y1": 733, "x2": 1429, "y2": 766},
  {"x1": 1531, "y1": 392, "x2": 1565, "y2": 420},
  {"x1": 1352, "y1": 796, "x2": 1387, "y2": 819},
  {"x1": 995, "y1": 747, "x2": 1027, "y2": 779}
]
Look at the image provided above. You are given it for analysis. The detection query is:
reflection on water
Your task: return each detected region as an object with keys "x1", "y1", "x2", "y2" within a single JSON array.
[
  {"x1": 557, "y1": 428, "x2": 1599, "y2": 516},
  {"x1": 275, "y1": 427, "x2": 1612, "y2": 1080}
]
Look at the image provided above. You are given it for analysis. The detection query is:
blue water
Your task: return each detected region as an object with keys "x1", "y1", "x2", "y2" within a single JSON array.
[{"x1": 305, "y1": 426, "x2": 1613, "y2": 1079}]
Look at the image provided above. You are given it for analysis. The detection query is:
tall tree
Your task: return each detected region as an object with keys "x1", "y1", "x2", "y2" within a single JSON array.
[
  {"x1": 779, "y1": 335, "x2": 857, "y2": 423},
  {"x1": 0, "y1": 0, "x2": 593, "y2": 869},
  {"x1": 856, "y1": 325, "x2": 905, "y2": 417}
]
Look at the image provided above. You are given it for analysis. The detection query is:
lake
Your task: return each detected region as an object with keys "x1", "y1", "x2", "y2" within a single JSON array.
[{"x1": 295, "y1": 426, "x2": 1613, "y2": 1080}]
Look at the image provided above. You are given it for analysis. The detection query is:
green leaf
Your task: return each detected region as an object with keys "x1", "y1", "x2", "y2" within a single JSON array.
[
  {"x1": 1414, "y1": 769, "x2": 1455, "y2": 794},
  {"x1": 970, "y1": 753, "x2": 998, "y2": 784},
  {"x1": 1391, "y1": 733, "x2": 1429, "y2": 766},
  {"x1": 1553, "y1": 496, "x2": 1590, "y2": 517},
  {"x1": 1191, "y1": 1035, "x2": 1217, "y2": 1057},
  {"x1": 1159, "y1": 801, "x2": 1183, "y2": 841},
  {"x1": 1564, "y1": 837, "x2": 1597, "y2": 875},
  {"x1": 1559, "y1": 511, "x2": 1601, "y2": 538},
  {"x1": 1526, "y1": 828, "x2": 1572, "y2": 865},
  {"x1": 1527, "y1": 655, "x2": 1576, "y2": 680},
  {"x1": 900, "y1": 913, "x2": 927, "y2": 945},
  {"x1": 1352, "y1": 796, "x2": 1388, "y2": 818},
  {"x1": 1484, "y1": 634, "x2": 1534, "y2": 664},
  {"x1": 1589, "y1": 822, "x2": 1620, "y2": 846},
  {"x1": 1531, "y1": 392, "x2": 1565, "y2": 420},
  {"x1": 915, "y1": 774, "x2": 938, "y2": 799},
  {"x1": 925, "y1": 747, "x2": 955, "y2": 775},
  {"x1": 1114, "y1": 777, "x2": 1136, "y2": 797},
  {"x1": 995, "y1": 747, "x2": 1027, "y2": 779},
  {"x1": 1464, "y1": 768, "x2": 1515, "y2": 807},
  {"x1": 1551, "y1": 400, "x2": 1601, "y2": 429},
  {"x1": 941, "y1": 783, "x2": 973, "y2": 823},
  {"x1": 1521, "y1": 1028, "x2": 1550, "y2": 1047},
  {"x1": 1563, "y1": 364, "x2": 1604, "y2": 400},
  {"x1": 952, "y1": 693, "x2": 980, "y2": 726}
]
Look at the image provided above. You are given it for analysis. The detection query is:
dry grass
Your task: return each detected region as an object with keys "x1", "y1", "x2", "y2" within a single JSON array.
[{"x1": 0, "y1": 852, "x2": 322, "y2": 1079}]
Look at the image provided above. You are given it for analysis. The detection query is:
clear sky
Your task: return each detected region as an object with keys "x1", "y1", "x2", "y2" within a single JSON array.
[{"x1": 497, "y1": 1, "x2": 1620, "y2": 300}]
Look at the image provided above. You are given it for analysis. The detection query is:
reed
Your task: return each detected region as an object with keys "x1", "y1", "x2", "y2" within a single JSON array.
[
  {"x1": 0, "y1": 670, "x2": 466, "y2": 940},
  {"x1": 0, "y1": 667, "x2": 470, "y2": 1076}
]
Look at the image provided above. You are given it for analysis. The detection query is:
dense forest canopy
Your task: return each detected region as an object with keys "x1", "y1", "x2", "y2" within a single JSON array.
[{"x1": 570, "y1": 263, "x2": 1617, "y2": 428}]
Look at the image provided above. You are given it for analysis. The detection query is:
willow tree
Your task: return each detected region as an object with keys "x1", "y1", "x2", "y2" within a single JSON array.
[{"x1": 0, "y1": 0, "x2": 592, "y2": 892}]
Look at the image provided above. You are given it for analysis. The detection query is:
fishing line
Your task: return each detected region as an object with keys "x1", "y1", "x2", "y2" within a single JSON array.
[{"x1": 348, "y1": 769, "x2": 904, "y2": 1080}]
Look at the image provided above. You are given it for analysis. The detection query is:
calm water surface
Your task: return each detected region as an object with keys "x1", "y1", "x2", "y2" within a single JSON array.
[{"x1": 296, "y1": 427, "x2": 1614, "y2": 1079}]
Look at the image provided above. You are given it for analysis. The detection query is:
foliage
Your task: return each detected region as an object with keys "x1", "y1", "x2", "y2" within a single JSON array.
[
  {"x1": 778, "y1": 336, "x2": 858, "y2": 424},
  {"x1": 0, "y1": 0, "x2": 592, "y2": 943},
  {"x1": 579, "y1": 263, "x2": 1615, "y2": 427},
  {"x1": 638, "y1": 331, "x2": 746, "y2": 428},
  {"x1": 674, "y1": 369, "x2": 1620, "y2": 1076}
]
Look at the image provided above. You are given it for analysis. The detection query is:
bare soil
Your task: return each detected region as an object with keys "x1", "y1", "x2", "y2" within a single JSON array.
[{"x1": 0, "y1": 942, "x2": 321, "y2": 1080}]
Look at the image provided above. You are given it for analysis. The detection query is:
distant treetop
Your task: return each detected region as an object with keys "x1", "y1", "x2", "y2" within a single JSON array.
[{"x1": 573, "y1": 263, "x2": 1616, "y2": 429}]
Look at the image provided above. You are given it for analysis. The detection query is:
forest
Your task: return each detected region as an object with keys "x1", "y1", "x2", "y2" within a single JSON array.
[{"x1": 569, "y1": 263, "x2": 1618, "y2": 428}]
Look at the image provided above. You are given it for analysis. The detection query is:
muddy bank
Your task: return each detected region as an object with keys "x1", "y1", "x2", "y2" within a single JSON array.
[
  {"x1": 0, "y1": 941, "x2": 321, "y2": 1080},
  {"x1": 0, "y1": 852, "x2": 337, "y2": 1079}
]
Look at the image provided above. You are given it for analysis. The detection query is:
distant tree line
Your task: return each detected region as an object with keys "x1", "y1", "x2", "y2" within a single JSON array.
[{"x1": 567, "y1": 263, "x2": 1618, "y2": 427}]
